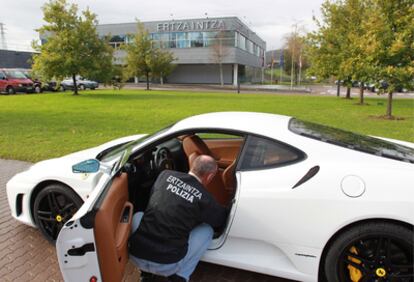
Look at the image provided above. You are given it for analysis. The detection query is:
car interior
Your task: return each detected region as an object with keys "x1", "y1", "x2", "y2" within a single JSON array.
[
  {"x1": 92, "y1": 131, "x2": 245, "y2": 281},
  {"x1": 127, "y1": 131, "x2": 245, "y2": 211}
]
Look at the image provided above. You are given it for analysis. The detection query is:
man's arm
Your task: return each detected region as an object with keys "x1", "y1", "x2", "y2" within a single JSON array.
[{"x1": 200, "y1": 197, "x2": 228, "y2": 228}]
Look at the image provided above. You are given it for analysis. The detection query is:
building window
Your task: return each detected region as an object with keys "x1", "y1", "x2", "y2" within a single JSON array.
[
  {"x1": 151, "y1": 33, "x2": 161, "y2": 48},
  {"x1": 238, "y1": 33, "x2": 246, "y2": 51},
  {"x1": 169, "y1": 33, "x2": 177, "y2": 48},
  {"x1": 189, "y1": 32, "x2": 204, "y2": 47},
  {"x1": 203, "y1": 31, "x2": 218, "y2": 47},
  {"x1": 176, "y1": 32, "x2": 189, "y2": 48},
  {"x1": 246, "y1": 40, "x2": 253, "y2": 54}
]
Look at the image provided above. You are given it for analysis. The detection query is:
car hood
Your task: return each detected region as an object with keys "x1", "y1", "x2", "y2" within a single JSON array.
[
  {"x1": 10, "y1": 78, "x2": 33, "y2": 84},
  {"x1": 29, "y1": 134, "x2": 147, "y2": 173}
]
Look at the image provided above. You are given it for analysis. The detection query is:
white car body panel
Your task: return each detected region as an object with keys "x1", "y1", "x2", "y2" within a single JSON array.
[
  {"x1": 6, "y1": 134, "x2": 146, "y2": 226},
  {"x1": 7, "y1": 112, "x2": 414, "y2": 281}
]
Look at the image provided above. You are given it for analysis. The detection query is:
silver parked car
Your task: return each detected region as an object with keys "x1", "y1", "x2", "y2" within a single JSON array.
[{"x1": 61, "y1": 76, "x2": 99, "y2": 91}]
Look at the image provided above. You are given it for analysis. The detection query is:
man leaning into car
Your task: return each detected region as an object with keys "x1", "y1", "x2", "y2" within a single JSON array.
[{"x1": 129, "y1": 155, "x2": 228, "y2": 282}]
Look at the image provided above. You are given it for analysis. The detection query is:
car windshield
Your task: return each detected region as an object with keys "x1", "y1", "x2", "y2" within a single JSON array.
[
  {"x1": 99, "y1": 124, "x2": 174, "y2": 163},
  {"x1": 21, "y1": 70, "x2": 32, "y2": 79},
  {"x1": 289, "y1": 118, "x2": 414, "y2": 164},
  {"x1": 4, "y1": 70, "x2": 27, "y2": 79}
]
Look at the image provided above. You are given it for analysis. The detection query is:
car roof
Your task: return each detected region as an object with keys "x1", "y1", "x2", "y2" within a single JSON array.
[{"x1": 171, "y1": 112, "x2": 292, "y2": 136}]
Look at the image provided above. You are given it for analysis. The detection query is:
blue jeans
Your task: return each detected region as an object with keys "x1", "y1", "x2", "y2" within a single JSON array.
[{"x1": 129, "y1": 212, "x2": 213, "y2": 281}]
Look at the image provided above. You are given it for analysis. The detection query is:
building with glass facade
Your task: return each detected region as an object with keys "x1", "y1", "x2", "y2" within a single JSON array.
[{"x1": 97, "y1": 17, "x2": 266, "y2": 85}]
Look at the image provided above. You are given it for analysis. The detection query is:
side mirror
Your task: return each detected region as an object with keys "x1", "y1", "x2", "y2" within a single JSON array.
[{"x1": 72, "y1": 159, "x2": 100, "y2": 173}]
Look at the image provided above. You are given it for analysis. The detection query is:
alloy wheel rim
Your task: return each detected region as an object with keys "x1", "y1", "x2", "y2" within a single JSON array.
[
  {"x1": 36, "y1": 192, "x2": 79, "y2": 241},
  {"x1": 339, "y1": 236, "x2": 414, "y2": 282}
]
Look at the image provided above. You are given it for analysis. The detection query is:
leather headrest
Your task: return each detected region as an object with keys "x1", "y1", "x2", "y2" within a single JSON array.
[{"x1": 183, "y1": 135, "x2": 213, "y2": 157}]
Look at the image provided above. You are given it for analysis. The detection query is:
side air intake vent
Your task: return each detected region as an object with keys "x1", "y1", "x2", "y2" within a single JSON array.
[{"x1": 292, "y1": 166, "x2": 320, "y2": 189}]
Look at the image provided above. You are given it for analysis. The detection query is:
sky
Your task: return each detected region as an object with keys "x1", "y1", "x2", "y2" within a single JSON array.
[{"x1": 0, "y1": 0, "x2": 324, "y2": 52}]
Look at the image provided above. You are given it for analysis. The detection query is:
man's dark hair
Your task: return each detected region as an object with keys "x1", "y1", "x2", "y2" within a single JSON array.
[{"x1": 191, "y1": 155, "x2": 218, "y2": 178}]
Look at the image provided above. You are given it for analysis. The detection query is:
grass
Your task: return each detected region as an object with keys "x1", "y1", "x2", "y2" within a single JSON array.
[{"x1": 0, "y1": 89, "x2": 413, "y2": 162}]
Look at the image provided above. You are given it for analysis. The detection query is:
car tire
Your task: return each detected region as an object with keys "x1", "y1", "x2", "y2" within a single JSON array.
[
  {"x1": 324, "y1": 222, "x2": 413, "y2": 282},
  {"x1": 91, "y1": 87, "x2": 95, "y2": 90},
  {"x1": 79, "y1": 84, "x2": 85, "y2": 90},
  {"x1": 6, "y1": 86, "x2": 15, "y2": 95},
  {"x1": 33, "y1": 184, "x2": 83, "y2": 243},
  {"x1": 34, "y1": 85, "x2": 42, "y2": 94},
  {"x1": 60, "y1": 85, "x2": 66, "y2": 92}
]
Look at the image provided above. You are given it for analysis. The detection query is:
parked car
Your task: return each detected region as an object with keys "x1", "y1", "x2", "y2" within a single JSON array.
[
  {"x1": 0, "y1": 68, "x2": 34, "y2": 94},
  {"x1": 17, "y1": 69, "x2": 60, "y2": 93},
  {"x1": 6, "y1": 112, "x2": 414, "y2": 282},
  {"x1": 366, "y1": 81, "x2": 407, "y2": 93},
  {"x1": 61, "y1": 77, "x2": 99, "y2": 91},
  {"x1": 16, "y1": 69, "x2": 42, "y2": 93}
]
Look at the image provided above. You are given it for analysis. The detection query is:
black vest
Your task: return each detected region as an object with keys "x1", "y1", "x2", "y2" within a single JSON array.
[{"x1": 129, "y1": 170, "x2": 227, "y2": 263}]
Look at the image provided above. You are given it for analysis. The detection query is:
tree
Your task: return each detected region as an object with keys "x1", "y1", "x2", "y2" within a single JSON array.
[
  {"x1": 363, "y1": 0, "x2": 414, "y2": 118},
  {"x1": 123, "y1": 23, "x2": 152, "y2": 90},
  {"x1": 306, "y1": 0, "x2": 354, "y2": 98},
  {"x1": 124, "y1": 22, "x2": 175, "y2": 90},
  {"x1": 150, "y1": 49, "x2": 176, "y2": 85},
  {"x1": 32, "y1": 0, "x2": 113, "y2": 95},
  {"x1": 283, "y1": 28, "x2": 308, "y2": 86},
  {"x1": 337, "y1": 0, "x2": 372, "y2": 104},
  {"x1": 210, "y1": 30, "x2": 231, "y2": 86},
  {"x1": 307, "y1": 1, "x2": 343, "y2": 95}
]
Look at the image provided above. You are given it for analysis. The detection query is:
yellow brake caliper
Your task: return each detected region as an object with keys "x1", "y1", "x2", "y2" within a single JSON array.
[{"x1": 347, "y1": 246, "x2": 363, "y2": 282}]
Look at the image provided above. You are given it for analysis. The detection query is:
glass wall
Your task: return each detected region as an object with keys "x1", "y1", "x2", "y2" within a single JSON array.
[
  {"x1": 235, "y1": 32, "x2": 263, "y2": 58},
  {"x1": 150, "y1": 31, "x2": 236, "y2": 49},
  {"x1": 106, "y1": 30, "x2": 264, "y2": 59}
]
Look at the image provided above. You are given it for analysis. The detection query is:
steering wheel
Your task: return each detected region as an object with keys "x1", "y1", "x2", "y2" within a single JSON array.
[{"x1": 154, "y1": 147, "x2": 175, "y2": 172}]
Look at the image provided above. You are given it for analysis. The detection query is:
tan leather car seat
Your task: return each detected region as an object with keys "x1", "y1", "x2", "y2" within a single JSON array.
[
  {"x1": 222, "y1": 159, "x2": 237, "y2": 195},
  {"x1": 182, "y1": 135, "x2": 230, "y2": 206},
  {"x1": 183, "y1": 135, "x2": 215, "y2": 167}
]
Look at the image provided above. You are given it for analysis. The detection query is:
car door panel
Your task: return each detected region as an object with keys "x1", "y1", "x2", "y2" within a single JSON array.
[
  {"x1": 94, "y1": 172, "x2": 132, "y2": 282},
  {"x1": 225, "y1": 160, "x2": 321, "y2": 276},
  {"x1": 57, "y1": 218, "x2": 102, "y2": 281},
  {"x1": 57, "y1": 172, "x2": 132, "y2": 282}
]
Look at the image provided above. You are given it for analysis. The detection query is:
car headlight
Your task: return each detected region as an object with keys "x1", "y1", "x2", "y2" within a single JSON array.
[{"x1": 19, "y1": 84, "x2": 23, "y2": 87}]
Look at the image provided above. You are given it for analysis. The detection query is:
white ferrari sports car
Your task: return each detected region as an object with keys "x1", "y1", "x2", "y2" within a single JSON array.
[{"x1": 6, "y1": 112, "x2": 414, "y2": 282}]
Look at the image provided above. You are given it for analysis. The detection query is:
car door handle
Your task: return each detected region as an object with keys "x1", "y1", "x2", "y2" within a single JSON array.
[
  {"x1": 67, "y1": 243, "x2": 95, "y2": 256},
  {"x1": 116, "y1": 202, "x2": 133, "y2": 254}
]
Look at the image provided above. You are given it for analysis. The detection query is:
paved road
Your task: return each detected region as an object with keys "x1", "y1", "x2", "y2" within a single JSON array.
[
  {"x1": 0, "y1": 159, "x2": 292, "y2": 282},
  {"x1": 118, "y1": 83, "x2": 414, "y2": 98}
]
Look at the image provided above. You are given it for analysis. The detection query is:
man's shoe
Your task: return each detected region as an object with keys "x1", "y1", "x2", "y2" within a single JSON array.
[{"x1": 167, "y1": 274, "x2": 186, "y2": 282}]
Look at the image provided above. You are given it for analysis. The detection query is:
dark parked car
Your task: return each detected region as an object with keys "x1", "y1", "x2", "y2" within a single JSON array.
[
  {"x1": 17, "y1": 69, "x2": 60, "y2": 92},
  {"x1": 366, "y1": 81, "x2": 406, "y2": 93},
  {"x1": 17, "y1": 69, "x2": 43, "y2": 93}
]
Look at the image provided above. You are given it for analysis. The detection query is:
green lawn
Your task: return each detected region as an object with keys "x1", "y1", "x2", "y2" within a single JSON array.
[{"x1": 1, "y1": 89, "x2": 413, "y2": 162}]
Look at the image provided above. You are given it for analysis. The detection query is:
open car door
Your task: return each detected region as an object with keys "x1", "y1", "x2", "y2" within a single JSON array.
[{"x1": 56, "y1": 172, "x2": 133, "y2": 282}]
